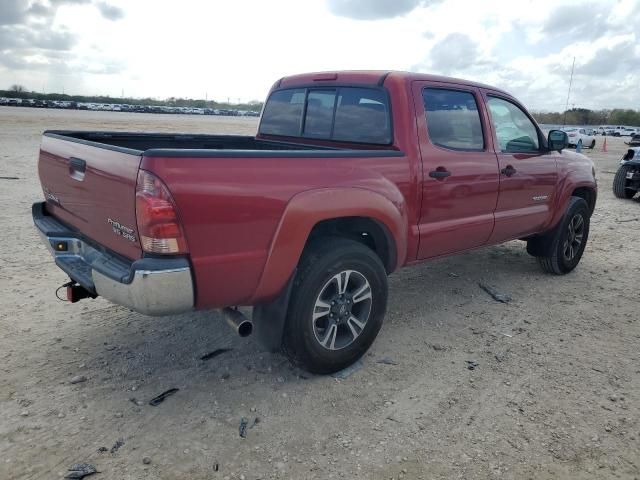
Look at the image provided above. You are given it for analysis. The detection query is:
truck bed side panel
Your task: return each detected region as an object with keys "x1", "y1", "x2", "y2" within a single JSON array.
[{"x1": 141, "y1": 152, "x2": 417, "y2": 308}]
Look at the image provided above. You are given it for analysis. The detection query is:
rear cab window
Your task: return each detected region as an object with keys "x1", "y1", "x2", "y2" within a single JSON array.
[{"x1": 260, "y1": 87, "x2": 392, "y2": 145}]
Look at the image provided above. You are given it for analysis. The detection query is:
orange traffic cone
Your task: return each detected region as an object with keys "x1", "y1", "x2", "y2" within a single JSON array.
[{"x1": 602, "y1": 136, "x2": 608, "y2": 152}]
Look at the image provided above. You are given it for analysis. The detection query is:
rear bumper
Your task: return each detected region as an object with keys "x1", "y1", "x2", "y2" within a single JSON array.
[{"x1": 32, "y1": 202, "x2": 194, "y2": 316}]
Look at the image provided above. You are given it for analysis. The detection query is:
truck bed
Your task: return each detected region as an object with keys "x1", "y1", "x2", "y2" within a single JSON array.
[{"x1": 44, "y1": 131, "x2": 329, "y2": 154}]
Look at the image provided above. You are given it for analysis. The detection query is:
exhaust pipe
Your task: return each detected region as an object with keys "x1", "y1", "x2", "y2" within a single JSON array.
[{"x1": 222, "y1": 307, "x2": 253, "y2": 337}]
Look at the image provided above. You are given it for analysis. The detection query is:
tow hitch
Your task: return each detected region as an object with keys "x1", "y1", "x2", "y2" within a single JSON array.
[{"x1": 58, "y1": 281, "x2": 97, "y2": 303}]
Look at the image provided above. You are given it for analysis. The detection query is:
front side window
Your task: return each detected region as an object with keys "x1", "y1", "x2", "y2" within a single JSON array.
[
  {"x1": 422, "y1": 88, "x2": 484, "y2": 151},
  {"x1": 487, "y1": 97, "x2": 539, "y2": 152},
  {"x1": 260, "y1": 87, "x2": 391, "y2": 144}
]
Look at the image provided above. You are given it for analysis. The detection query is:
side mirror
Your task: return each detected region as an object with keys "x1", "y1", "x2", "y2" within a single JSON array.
[{"x1": 548, "y1": 129, "x2": 568, "y2": 152}]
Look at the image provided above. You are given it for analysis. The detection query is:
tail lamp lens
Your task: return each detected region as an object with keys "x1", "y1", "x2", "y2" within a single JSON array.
[{"x1": 135, "y1": 170, "x2": 188, "y2": 254}]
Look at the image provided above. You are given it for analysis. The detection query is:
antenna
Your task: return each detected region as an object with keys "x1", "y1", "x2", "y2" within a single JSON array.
[{"x1": 562, "y1": 57, "x2": 575, "y2": 126}]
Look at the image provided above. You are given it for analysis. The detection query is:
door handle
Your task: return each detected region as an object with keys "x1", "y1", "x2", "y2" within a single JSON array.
[
  {"x1": 501, "y1": 165, "x2": 517, "y2": 177},
  {"x1": 68, "y1": 157, "x2": 87, "y2": 181},
  {"x1": 429, "y1": 168, "x2": 451, "y2": 179}
]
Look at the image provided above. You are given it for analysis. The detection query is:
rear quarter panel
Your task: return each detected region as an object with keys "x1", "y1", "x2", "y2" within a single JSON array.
[{"x1": 140, "y1": 153, "x2": 418, "y2": 308}]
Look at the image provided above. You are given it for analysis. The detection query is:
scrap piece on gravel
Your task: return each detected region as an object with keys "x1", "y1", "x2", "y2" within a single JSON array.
[
  {"x1": 148, "y1": 388, "x2": 179, "y2": 406},
  {"x1": 376, "y1": 357, "x2": 398, "y2": 365},
  {"x1": 466, "y1": 360, "x2": 479, "y2": 370},
  {"x1": 333, "y1": 359, "x2": 364, "y2": 379},
  {"x1": 129, "y1": 397, "x2": 144, "y2": 406},
  {"x1": 239, "y1": 417, "x2": 248, "y2": 438},
  {"x1": 110, "y1": 438, "x2": 124, "y2": 454},
  {"x1": 478, "y1": 283, "x2": 512, "y2": 303},
  {"x1": 65, "y1": 463, "x2": 97, "y2": 479},
  {"x1": 70, "y1": 375, "x2": 87, "y2": 384},
  {"x1": 200, "y1": 348, "x2": 232, "y2": 361}
]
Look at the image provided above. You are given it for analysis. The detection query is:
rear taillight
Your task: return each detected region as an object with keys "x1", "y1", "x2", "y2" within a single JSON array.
[{"x1": 135, "y1": 170, "x2": 188, "y2": 254}]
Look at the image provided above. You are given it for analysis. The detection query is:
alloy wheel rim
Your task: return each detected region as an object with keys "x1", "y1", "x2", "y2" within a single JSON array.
[
  {"x1": 312, "y1": 270, "x2": 372, "y2": 351},
  {"x1": 563, "y1": 214, "x2": 585, "y2": 262}
]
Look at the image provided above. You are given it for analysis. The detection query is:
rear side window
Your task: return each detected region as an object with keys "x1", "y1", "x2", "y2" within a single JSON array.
[
  {"x1": 422, "y1": 88, "x2": 484, "y2": 151},
  {"x1": 260, "y1": 87, "x2": 391, "y2": 144},
  {"x1": 259, "y1": 89, "x2": 305, "y2": 136}
]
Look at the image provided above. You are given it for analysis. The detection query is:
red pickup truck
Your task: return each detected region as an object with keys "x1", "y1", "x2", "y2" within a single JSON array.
[{"x1": 34, "y1": 71, "x2": 597, "y2": 373}]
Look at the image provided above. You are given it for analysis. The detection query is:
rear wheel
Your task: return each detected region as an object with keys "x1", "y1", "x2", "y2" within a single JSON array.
[
  {"x1": 282, "y1": 237, "x2": 388, "y2": 374},
  {"x1": 613, "y1": 165, "x2": 636, "y2": 199},
  {"x1": 576, "y1": 139, "x2": 582, "y2": 150},
  {"x1": 536, "y1": 197, "x2": 590, "y2": 275}
]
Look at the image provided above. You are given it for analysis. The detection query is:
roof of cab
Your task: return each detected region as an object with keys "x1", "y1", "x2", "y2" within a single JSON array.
[{"x1": 275, "y1": 70, "x2": 509, "y2": 95}]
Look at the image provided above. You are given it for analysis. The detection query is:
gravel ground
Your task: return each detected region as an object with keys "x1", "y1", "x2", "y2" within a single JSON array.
[{"x1": 0, "y1": 106, "x2": 638, "y2": 480}]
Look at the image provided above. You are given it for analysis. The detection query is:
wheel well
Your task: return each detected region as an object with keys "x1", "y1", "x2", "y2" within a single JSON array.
[
  {"x1": 307, "y1": 217, "x2": 396, "y2": 273},
  {"x1": 572, "y1": 187, "x2": 596, "y2": 215}
]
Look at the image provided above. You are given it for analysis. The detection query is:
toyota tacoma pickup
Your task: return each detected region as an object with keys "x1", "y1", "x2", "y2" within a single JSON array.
[{"x1": 33, "y1": 71, "x2": 597, "y2": 373}]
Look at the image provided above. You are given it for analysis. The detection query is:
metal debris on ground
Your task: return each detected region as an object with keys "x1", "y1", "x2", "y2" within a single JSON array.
[
  {"x1": 148, "y1": 388, "x2": 179, "y2": 406},
  {"x1": 70, "y1": 375, "x2": 87, "y2": 384},
  {"x1": 129, "y1": 397, "x2": 144, "y2": 406},
  {"x1": 110, "y1": 438, "x2": 124, "y2": 454},
  {"x1": 466, "y1": 360, "x2": 479, "y2": 370},
  {"x1": 97, "y1": 447, "x2": 107, "y2": 453},
  {"x1": 200, "y1": 348, "x2": 232, "y2": 361},
  {"x1": 333, "y1": 359, "x2": 364, "y2": 379},
  {"x1": 478, "y1": 283, "x2": 512, "y2": 303},
  {"x1": 239, "y1": 417, "x2": 249, "y2": 438},
  {"x1": 376, "y1": 357, "x2": 398, "y2": 365},
  {"x1": 65, "y1": 463, "x2": 97, "y2": 479},
  {"x1": 0, "y1": 176, "x2": 19, "y2": 180}
]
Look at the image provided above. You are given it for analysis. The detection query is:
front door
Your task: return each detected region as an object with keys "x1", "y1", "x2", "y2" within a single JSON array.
[
  {"x1": 414, "y1": 82, "x2": 500, "y2": 259},
  {"x1": 482, "y1": 93, "x2": 558, "y2": 243}
]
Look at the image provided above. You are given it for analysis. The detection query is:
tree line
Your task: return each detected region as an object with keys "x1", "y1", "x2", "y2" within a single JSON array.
[
  {"x1": 530, "y1": 107, "x2": 640, "y2": 126},
  {"x1": 2, "y1": 84, "x2": 263, "y2": 112}
]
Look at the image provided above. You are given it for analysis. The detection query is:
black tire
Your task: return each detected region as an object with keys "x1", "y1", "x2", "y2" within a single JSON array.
[
  {"x1": 576, "y1": 139, "x2": 582, "y2": 150},
  {"x1": 282, "y1": 237, "x2": 388, "y2": 374},
  {"x1": 589, "y1": 140, "x2": 596, "y2": 149},
  {"x1": 613, "y1": 165, "x2": 636, "y2": 199},
  {"x1": 536, "y1": 197, "x2": 590, "y2": 275}
]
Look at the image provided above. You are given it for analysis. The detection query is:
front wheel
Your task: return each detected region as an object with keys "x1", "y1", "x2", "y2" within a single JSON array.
[
  {"x1": 613, "y1": 165, "x2": 636, "y2": 199},
  {"x1": 590, "y1": 140, "x2": 596, "y2": 149},
  {"x1": 282, "y1": 237, "x2": 388, "y2": 374},
  {"x1": 536, "y1": 197, "x2": 590, "y2": 275}
]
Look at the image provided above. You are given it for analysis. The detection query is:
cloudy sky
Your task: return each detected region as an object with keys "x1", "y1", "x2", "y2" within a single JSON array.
[{"x1": 1, "y1": 0, "x2": 639, "y2": 111}]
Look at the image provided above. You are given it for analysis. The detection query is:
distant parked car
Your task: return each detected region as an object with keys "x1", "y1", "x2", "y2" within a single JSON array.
[
  {"x1": 626, "y1": 134, "x2": 640, "y2": 147},
  {"x1": 562, "y1": 128, "x2": 596, "y2": 149}
]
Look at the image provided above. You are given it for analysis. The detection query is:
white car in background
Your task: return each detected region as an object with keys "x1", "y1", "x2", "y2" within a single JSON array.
[{"x1": 562, "y1": 127, "x2": 596, "y2": 149}]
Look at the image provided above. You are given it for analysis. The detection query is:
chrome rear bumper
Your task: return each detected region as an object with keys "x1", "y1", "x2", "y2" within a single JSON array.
[{"x1": 33, "y1": 202, "x2": 194, "y2": 316}]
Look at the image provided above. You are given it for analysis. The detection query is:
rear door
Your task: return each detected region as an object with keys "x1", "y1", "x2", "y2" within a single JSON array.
[
  {"x1": 413, "y1": 82, "x2": 500, "y2": 259},
  {"x1": 38, "y1": 134, "x2": 143, "y2": 260},
  {"x1": 481, "y1": 93, "x2": 558, "y2": 243}
]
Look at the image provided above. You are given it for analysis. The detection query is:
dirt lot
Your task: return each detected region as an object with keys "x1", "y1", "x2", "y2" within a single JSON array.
[{"x1": 0, "y1": 106, "x2": 638, "y2": 480}]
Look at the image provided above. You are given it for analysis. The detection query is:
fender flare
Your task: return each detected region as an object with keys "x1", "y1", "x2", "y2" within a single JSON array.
[
  {"x1": 250, "y1": 187, "x2": 408, "y2": 303},
  {"x1": 548, "y1": 179, "x2": 596, "y2": 231}
]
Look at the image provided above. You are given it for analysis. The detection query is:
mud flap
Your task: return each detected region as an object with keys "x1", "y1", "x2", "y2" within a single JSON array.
[{"x1": 252, "y1": 270, "x2": 296, "y2": 352}]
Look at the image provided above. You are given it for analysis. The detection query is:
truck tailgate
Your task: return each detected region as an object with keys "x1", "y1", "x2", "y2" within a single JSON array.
[{"x1": 38, "y1": 133, "x2": 143, "y2": 260}]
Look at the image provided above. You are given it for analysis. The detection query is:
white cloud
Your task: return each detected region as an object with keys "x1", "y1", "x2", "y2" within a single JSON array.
[{"x1": 0, "y1": 0, "x2": 638, "y2": 111}]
